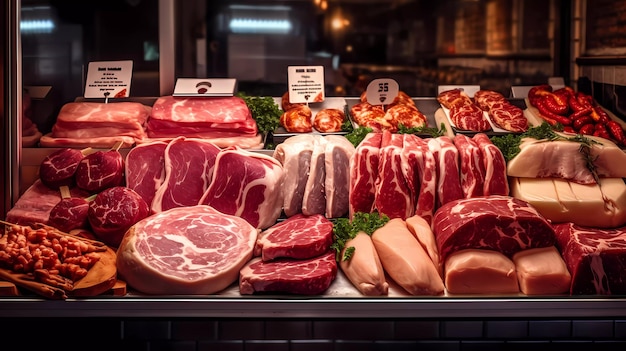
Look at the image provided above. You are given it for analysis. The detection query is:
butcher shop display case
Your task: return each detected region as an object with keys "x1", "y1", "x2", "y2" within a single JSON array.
[{"x1": 4, "y1": 0, "x2": 626, "y2": 322}]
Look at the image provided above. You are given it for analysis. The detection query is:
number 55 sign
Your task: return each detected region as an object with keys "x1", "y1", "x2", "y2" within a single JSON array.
[{"x1": 365, "y1": 78, "x2": 399, "y2": 106}]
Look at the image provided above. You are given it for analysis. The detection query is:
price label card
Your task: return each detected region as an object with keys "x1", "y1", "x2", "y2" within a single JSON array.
[
  {"x1": 173, "y1": 78, "x2": 237, "y2": 97},
  {"x1": 365, "y1": 78, "x2": 399, "y2": 106},
  {"x1": 287, "y1": 66, "x2": 325, "y2": 104},
  {"x1": 84, "y1": 60, "x2": 133, "y2": 99}
]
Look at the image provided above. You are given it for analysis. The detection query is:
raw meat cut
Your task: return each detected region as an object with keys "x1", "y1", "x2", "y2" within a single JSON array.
[
  {"x1": 51, "y1": 101, "x2": 150, "y2": 140},
  {"x1": 512, "y1": 246, "x2": 571, "y2": 295},
  {"x1": 372, "y1": 218, "x2": 444, "y2": 295},
  {"x1": 350, "y1": 101, "x2": 392, "y2": 132},
  {"x1": 75, "y1": 150, "x2": 124, "y2": 193},
  {"x1": 323, "y1": 135, "x2": 356, "y2": 218},
  {"x1": 472, "y1": 133, "x2": 509, "y2": 195},
  {"x1": 506, "y1": 133, "x2": 626, "y2": 184},
  {"x1": 48, "y1": 197, "x2": 90, "y2": 233},
  {"x1": 125, "y1": 140, "x2": 168, "y2": 210},
  {"x1": 403, "y1": 135, "x2": 437, "y2": 224},
  {"x1": 151, "y1": 137, "x2": 220, "y2": 213},
  {"x1": 239, "y1": 251, "x2": 337, "y2": 295},
  {"x1": 340, "y1": 232, "x2": 389, "y2": 296},
  {"x1": 405, "y1": 214, "x2": 441, "y2": 276},
  {"x1": 148, "y1": 96, "x2": 257, "y2": 135},
  {"x1": 349, "y1": 132, "x2": 382, "y2": 217},
  {"x1": 39, "y1": 148, "x2": 87, "y2": 189},
  {"x1": 553, "y1": 222, "x2": 626, "y2": 295},
  {"x1": 199, "y1": 146, "x2": 284, "y2": 229},
  {"x1": 280, "y1": 105, "x2": 313, "y2": 133},
  {"x1": 117, "y1": 205, "x2": 258, "y2": 295},
  {"x1": 449, "y1": 103, "x2": 490, "y2": 132},
  {"x1": 301, "y1": 136, "x2": 327, "y2": 216},
  {"x1": 375, "y1": 131, "x2": 413, "y2": 220},
  {"x1": 432, "y1": 195, "x2": 556, "y2": 264},
  {"x1": 255, "y1": 214, "x2": 333, "y2": 261},
  {"x1": 88, "y1": 186, "x2": 150, "y2": 247},
  {"x1": 272, "y1": 135, "x2": 314, "y2": 217},
  {"x1": 5, "y1": 180, "x2": 90, "y2": 226},
  {"x1": 39, "y1": 134, "x2": 137, "y2": 149},
  {"x1": 430, "y1": 136, "x2": 464, "y2": 207},
  {"x1": 444, "y1": 249, "x2": 520, "y2": 295},
  {"x1": 313, "y1": 108, "x2": 344, "y2": 132},
  {"x1": 474, "y1": 90, "x2": 528, "y2": 133},
  {"x1": 453, "y1": 134, "x2": 485, "y2": 198}
]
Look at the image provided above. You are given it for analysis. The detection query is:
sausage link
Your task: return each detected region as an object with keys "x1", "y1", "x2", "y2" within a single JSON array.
[
  {"x1": 578, "y1": 123, "x2": 596, "y2": 135},
  {"x1": 572, "y1": 114, "x2": 594, "y2": 130},
  {"x1": 607, "y1": 120, "x2": 626, "y2": 145},
  {"x1": 536, "y1": 99, "x2": 572, "y2": 126}
]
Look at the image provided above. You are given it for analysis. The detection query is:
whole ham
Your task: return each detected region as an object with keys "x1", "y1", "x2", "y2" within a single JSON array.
[
  {"x1": 88, "y1": 186, "x2": 150, "y2": 247},
  {"x1": 239, "y1": 251, "x2": 337, "y2": 295},
  {"x1": 117, "y1": 205, "x2": 258, "y2": 295},
  {"x1": 199, "y1": 146, "x2": 284, "y2": 229},
  {"x1": 432, "y1": 195, "x2": 556, "y2": 265}
]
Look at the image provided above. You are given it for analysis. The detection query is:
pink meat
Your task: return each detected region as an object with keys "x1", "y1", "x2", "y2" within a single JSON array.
[
  {"x1": 432, "y1": 195, "x2": 556, "y2": 265},
  {"x1": 48, "y1": 197, "x2": 89, "y2": 233},
  {"x1": 553, "y1": 223, "x2": 626, "y2": 295},
  {"x1": 39, "y1": 148, "x2": 85, "y2": 189},
  {"x1": 255, "y1": 214, "x2": 334, "y2": 261},
  {"x1": 151, "y1": 137, "x2": 220, "y2": 213},
  {"x1": 453, "y1": 134, "x2": 485, "y2": 198},
  {"x1": 402, "y1": 134, "x2": 437, "y2": 224},
  {"x1": 125, "y1": 140, "x2": 168, "y2": 210},
  {"x1": 349, "y1": 132, "x2": 382, "y2": 218},
  {"x1": 472, "y1": 133, "x2": 509, "y2": 195},
  {"x1": 239, "y1": 251, "x2": 337, "y2": 295},
  {"x1": 375, "y1": 131, "x2": 413, "y2": 220},
  {"x1": 116, "y1": 205, "x2": 258, "y2": 295},
  {"x1": 75, "y1": 150, "x2": 124, "y2": 193},
  {"x1": 199, "y1": 146, "x2": 284, "y2": 229},
  {"x1": 430, "y1": 136, "x2": 464, "y2": 208},
  {"x1": 450, "y1": 103, "x2": 490, "y2": 132}
]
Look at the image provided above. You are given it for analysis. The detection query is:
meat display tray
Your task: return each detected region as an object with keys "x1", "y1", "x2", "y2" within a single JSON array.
[
  {"x1": 441, "y1": 98, "x2": 531, "y2": 136},
  {"x1": 344, "y1": 97, "x2": 443, "y2": 137}
]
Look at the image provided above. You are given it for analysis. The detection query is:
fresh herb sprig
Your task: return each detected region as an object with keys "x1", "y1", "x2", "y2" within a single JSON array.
[
  {"x1": 397, "y1": 122, "x2": 447, "y2": 137},
  {"x1": 344, "y1": 126, "x2": 373, "y2": 147},
  {"x1": 330, "y1": 212, "x2": 390, "y2": 262},
  {"x1": 236, "y1": 92, "x2": 282, "y2": 134}
]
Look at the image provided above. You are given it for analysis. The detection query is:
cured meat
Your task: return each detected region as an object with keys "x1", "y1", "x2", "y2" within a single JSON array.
[
  {"x1": 51, "y1": 101, "x2": 150, "y2": 141},
  {"x1": 444, "y1": 249, "x2": 520, "y2": 295},
  {"x1": 512, "y1": 246, "x2": 571, "y2": 295},
  {"x1": 474, "y1": 90, "x2": 528, "y2": 133},
  {"x1": 48, "y1": 197, "x2": 90, "y2": 233},
  {"x1": 272, "y1": 135, "x2": 314, "y2": 217},
  {"x1": 375, "y1": 131, "x2": 413, "y2": 220},
  {"x1": 352, "y1": 92, "x2": 427, "y2": 132},
  {"x1": 403, "y1": 135, "x2": 437, "y2": 223},
  {"x1": 151, "y1": 137, "x2": 220, "y2": 213},
  {"x1": 39, "y1": 148, "x2": 87, "y2": 189},
  {"x1": 437, "y1": 88, "x2": 490, "y2": 132},
  {"x1": 88, "y1": 186, "x2": 150, "y2": 247},
  {"x1": 324, "y1": 135, "x2": 356, "y2": 218},
  {"x1": 313, "y1": 108, "x2": 344, "y2": 132},
  {"x1": 199, "y1": 146, "x2": 284, "y2": 229},
  {"x1": 453, "y1": 134, "x2": 485, "y2": 198},
  {"x1": 117, "y1": 205, "x2": 257, "y2": 295},
  {"x1": 553, "y1": 222, "x2": 626, "y2": 295},
  {"x1": 255, "y1": 214, "x2": 333, "y2": 261},
  {"x1": 349, "y1": 132, "x2": 382, "y2": 217},
  {"x1": 280, "y1": 105, "x2": 313, "y2": 133},
  {"x1": 429, "y1": 136, "x2": 464, "y2": 208},
  {"x1": 5, "y1": 180, "x2": 90, "y2": 227},
  {"x1": 148, "y1": 96, "x2": 257, "y2": 135},
  {"x1": 125, "y1": 140, "x2": 168, "y2": 210},
  {"x1": 472, "y1": 133, "x2": 509, "y2": 195},
  {"x1": 301, "y1": 136, "x2": 327, "y2": 216},
  {"x1": 239, "y1": 251, "x2": 337, "y2": 295},
  {"x1": 372, "y1": 218, "x2": 444, "y2": 296},
  {"x1": 385, "y1": 104, "x2": 427, "y2": 129},
  {"x1": 506, "y1": 133, "x2": 626, "y2": 184},
  {"x1": 39, "y1": 134, "x2": 137, "y2": 149},
  {"x1": 432, "y1": 195, "x2": 556, "y2": 264},
  {"x1": 75, "y1": 149, "x2": 124, "y2": 193}
]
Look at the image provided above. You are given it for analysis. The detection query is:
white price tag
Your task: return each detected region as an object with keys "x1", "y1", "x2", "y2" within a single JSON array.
[
  {"x1": 84, "y1": 60, "x2": 133, "y2": 99},
  {"x1": 365, "y1": 78, "x2": 399, "y2": 106},
  {"x1": 287, "y1": 66, "x2": 325, "y2": 104},
  {"x1": 173, "y1": 78, "x2": 237, "y2": 97}
]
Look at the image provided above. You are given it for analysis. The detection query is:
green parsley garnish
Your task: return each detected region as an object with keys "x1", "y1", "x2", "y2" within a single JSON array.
[
  {"x1": 236, "y1": 92, "x2": 282, "y2": 134},
  {"x1": 330, "y1": 212, "x2": 390, "y2": 262}
]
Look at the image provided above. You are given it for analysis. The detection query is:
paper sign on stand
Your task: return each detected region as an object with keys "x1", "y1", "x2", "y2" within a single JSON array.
[
  {"x1": 84, "y1": 60, "x2": 133, "y2": 99},
  {"x1": 287, "y1": 66, "x2": 325, "y2": 104},
  {"x1": 365, "y1": 78, "x2": 399, "y2": 106}
]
